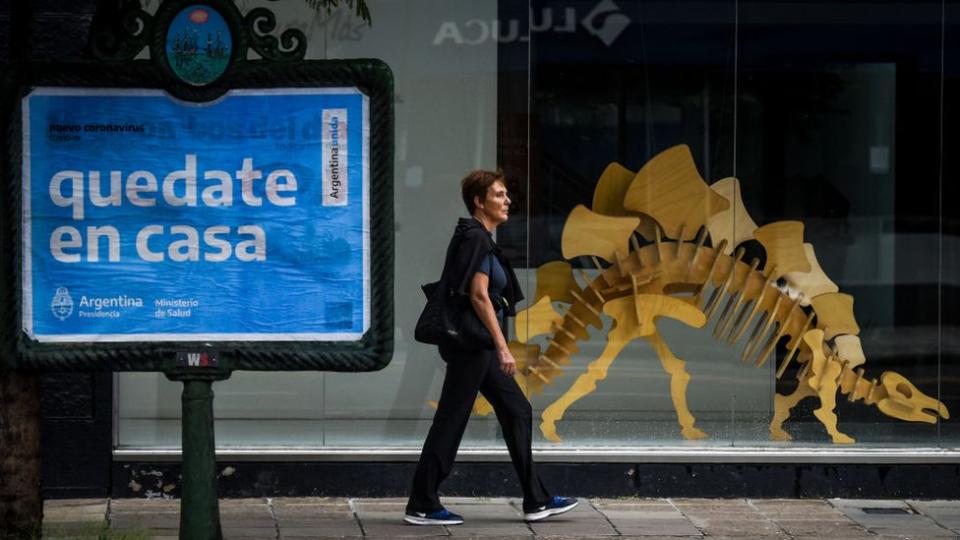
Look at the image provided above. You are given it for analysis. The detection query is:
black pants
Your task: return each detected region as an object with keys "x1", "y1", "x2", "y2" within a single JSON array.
[{"x1": 407, "y1": 346, "x2": 551, "y2": 513}]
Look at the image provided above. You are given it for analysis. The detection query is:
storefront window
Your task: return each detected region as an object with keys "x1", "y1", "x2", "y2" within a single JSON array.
[{"x1": 116, "y1": 0, "x2": 957, "y2": 455}]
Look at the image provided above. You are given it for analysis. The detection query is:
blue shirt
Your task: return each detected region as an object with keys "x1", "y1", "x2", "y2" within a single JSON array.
[{"x1": 478, "y1": 252, "x2": 507, "y2": 322}]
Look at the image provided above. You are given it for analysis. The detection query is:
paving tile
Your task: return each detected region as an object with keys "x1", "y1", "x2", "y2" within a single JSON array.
[
  {"x1": 110, "y1": 498, "x2": 180, "y2": 508},
  {"x1": 349, "y1": 497, "x2": 407, "y2": 510},
  {"x1": 283, "y1": 536, "x2": 363, "y2": 540},
  {"x1": 771, "y1": 519, "x2": 872, "y2": 537},
  {"x1": 350, "y1": 499, "x2": 407, "y2": 516},
  {"x1": 278, "y1": 515, "x2": 356, "y2": 527},
  {"x1": 278, "y1": 520, "x2": 360, "y2": 529},
  {"x1": 280, "y1": 526, "x2": 364, "y2": 537},
  {"x1": 442, "y1": 497, "x2": 515, "y2": 505},
  {"x1": 43, "y1": 499, "x2": 109, "y2": 519},
  {"x1": 908, "y1": 499, "x2": 960, "y2": 532},
  {"x1": 791, "y1": 537, "x2": 906, "y2": 540},
  {"x1": 749, "y1": 498, "x2": 831, "y2": 506},
  {"x1": 273, "y1": 497, "x2": 348, "y2": 504},
  {"x1": 829, "y1": 498, "x2": 956, "y2": 536},
  {"x1": 592, "y1": 498, "x2": 676, "y2": 512},
  {"x1": 357, "y1": 510, "x2": 449, "y2": 537},
  {"x1": 702, "y1": 537, "x2": 788, "y2": 540},
  {"x1": 523, "y1": 502, "x2": 617, "y2": 537},
  {"x1": 792, "y1": 534, "x2": 879, "y2": 540},
  {"x1": 355, "y1": 497, "x2": 408, "y2": 503},
  {"x1": 749, "y1": 499, "x2": 839, "y2": 516},
  {"x1": 110, "y1": 515, "x2": 182, "y2": 528},
  {"x1": 132, "y1": 527, "x2": 179, "y2": 536},
  {"x1": 274, "y1": 502, "x2": 351, "y2": 511},
  {"x1": 616, "y1": 536, "x2": 703, "y2": 540},
  {"x1": 222, "y1": 509, "x2": 275, "y2": 519},
  {"x1": 828, "y1": 499, "x2": 909, "y2": 511},
  {"x1": 671, "y1": 499, "x2": 754, "y2": 509},
  {"x1": 278, "y1": 517, "x2": 358, "y2": 526},
  {"x1": 274, "y1": 503, "x2": 352, "y2": 512},
  {"x1": 688, "y1": 518, "x2": 785, "y2": 537},
  {"x1": 447, "y1": 520, "x2": 533, "y2": 538},
  {"x1": 603, "y1": 509, "x2": 701, "y2": 536},
  {"x1": 359, "y1": 537, "x2": 447, "y2": 540},
  {"x1": 42, "y1": 523, "x2": 110, "y2": 537},
  {"x1": 532, "y1": 533, "x2": 620, "y2": 540},
  {"x1": 872, "y1": 536, "x2": 949, "y2": 540},
  {"x1": 361, "y1": 526, "x2": 450, "y2": 538},
  {"x1": 43, "y1": 512, "x2": 107, "y2": 523},
  {"x1": 444, "y1": 500, "x2": 531, "y2": 537},
  {"x1": 670, "y1": 500, "x2": 763, "y2": 522},
  {"x1": 278, "y1": 517, "x2": 356, "y2": 528},
  {"x1": 109, "y1": 504, "x2": 181, "y2": 513},
  {"x1": 109, "y1": 512, "x2": 182, "y2": 522},
  {"x1": 222, "y1": 526, "x2": 279, "y2": 538},
  {"x1": 444, "y1": 515, "x2": 529, "y2": 530},
  {"x1": 220, "y1": 518, "x2": 279, "y2": 527},
  {"x1": 43, "y1": 511, "x2": 108, "y2": 523},
  {"x1": 676, "y1": 508, "x2": 763, "y2": 518},
  {"x1": 274, "y1": 506, "x2": 354, "y2": 519},
  {"x1": 45, "y1": 498, "x2": 109, "y2": 508},
  {"x1": 868, "y1": 525, "x2": 958, "y2": 537},
  {"x1": 762, "y1": 512, "x2": 854, "y2": 523},
  {"x1": 353, "y1": 501, "x2": 407, "y2": 513},
  {"x1": 221, "y1": 498, "x2": 270, "y2": 505},
  {"x1": 445, "y1": 506, "x2": 519, "y2": 516},
  {"x1": 454, "y1": 535, "x2": 533, "y2": 540}
]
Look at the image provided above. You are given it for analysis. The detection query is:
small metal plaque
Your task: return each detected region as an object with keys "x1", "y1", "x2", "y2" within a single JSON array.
[{"x1": 176, "y1": 351, "x2": 219, "y2": 368}]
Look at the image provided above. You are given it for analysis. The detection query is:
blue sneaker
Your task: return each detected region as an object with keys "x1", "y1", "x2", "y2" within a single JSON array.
[
  {"x1": 524, "y1": 496, "x2": 579, "y2": 521},
  {"x1": 404, "y1": 507, "x2": 464, "y2": 525}
]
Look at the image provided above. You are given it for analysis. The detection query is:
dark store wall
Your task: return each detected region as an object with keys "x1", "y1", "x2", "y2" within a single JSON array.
[{"x1": 3, "y1": 1, "x2": 113, "y2": 498}]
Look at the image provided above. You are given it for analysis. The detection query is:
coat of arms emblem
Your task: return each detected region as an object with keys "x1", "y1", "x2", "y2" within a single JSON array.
[{"x1": 50, "y1": 286, "x2": 74, "y2": 321}]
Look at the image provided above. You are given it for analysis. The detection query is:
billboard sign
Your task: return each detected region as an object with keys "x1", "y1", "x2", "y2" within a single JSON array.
[{"x1": 22, "y1": 87, "x2": 370, "y2": 343}]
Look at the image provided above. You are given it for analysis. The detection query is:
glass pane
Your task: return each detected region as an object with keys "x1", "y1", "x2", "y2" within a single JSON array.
[
  {"x1": 113, "y1": 0, "x2": 956, "y2": 455},
  {"x1": 735, "y1": 1, "x2": 944, "y2": 446},
  {"x1": 516, "y1": 0, "x2": 739, "y2": 448},
  {"x1": 941, "y1": 3, "x2": 959, "y2": 448},
  {"x1": 117, "y1": 0, "x2": 512, "y2": 450}
]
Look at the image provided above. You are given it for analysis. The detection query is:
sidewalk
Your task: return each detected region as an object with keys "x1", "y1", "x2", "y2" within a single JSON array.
[{"x1": 44, "y1": 497, "x2": 960, "y2": 539}]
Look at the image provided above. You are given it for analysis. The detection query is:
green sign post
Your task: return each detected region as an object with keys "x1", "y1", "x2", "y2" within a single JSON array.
[{"x1": 165, "y1": 353, "x2": 232, "y2": 539}]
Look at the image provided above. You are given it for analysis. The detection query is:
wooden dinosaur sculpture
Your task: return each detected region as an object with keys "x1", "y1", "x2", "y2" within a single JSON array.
[{"x1": 501, "y1": 144, "x2": 950, "y2": 444}]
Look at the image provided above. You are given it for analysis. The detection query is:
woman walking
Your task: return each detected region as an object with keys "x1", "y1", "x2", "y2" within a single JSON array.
[{"x1": 405, "y1": 169, "x2": 578, "y2": 526}]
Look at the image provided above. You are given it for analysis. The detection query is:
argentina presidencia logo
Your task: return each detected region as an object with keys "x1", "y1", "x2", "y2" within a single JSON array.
[{"x1": 51, "y1": 286, "x2": 74, "y2": 321}]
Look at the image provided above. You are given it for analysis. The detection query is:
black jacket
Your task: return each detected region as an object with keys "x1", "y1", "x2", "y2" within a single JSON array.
[{"x1": 441, "y1": 217, "x2": 524, "y2": 317}]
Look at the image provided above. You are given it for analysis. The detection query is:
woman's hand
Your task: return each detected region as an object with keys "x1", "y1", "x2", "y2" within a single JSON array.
[{"x1": 497, "y1": 346, "x2": 517, "y2": 376}]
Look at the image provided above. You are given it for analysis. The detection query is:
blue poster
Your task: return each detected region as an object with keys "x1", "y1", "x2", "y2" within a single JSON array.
[{"x1": 22, "y1": 88, "x2": 369, "y2": 342}]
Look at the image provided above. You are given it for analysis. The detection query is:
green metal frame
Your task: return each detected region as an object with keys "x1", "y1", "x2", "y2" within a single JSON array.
[{"x1": 0, "y1": 1, "x2": 394, "y2": 373}]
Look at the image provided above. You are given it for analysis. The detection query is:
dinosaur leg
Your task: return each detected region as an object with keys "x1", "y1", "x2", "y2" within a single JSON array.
[
  {"x1": 770, "y1": 382, "x2": 815, "y2": 441},
  {"x1": 812, "y1": 372, "x2": 855, "y2": 444},
  {"x1": 540, "y1": 339, "x2": 628, "y2": 443},
  {"x1": 646, "y1": 331, "x2": 707, "y2": 440}
]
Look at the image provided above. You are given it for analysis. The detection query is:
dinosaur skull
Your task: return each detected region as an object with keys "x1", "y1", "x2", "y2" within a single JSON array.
[{"x1": 877, "y1": 372, "x2": 950, "y2": 424}]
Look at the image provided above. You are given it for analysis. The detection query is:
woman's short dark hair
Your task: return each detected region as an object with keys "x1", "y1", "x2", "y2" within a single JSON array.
[{"x1": 461, "y1": 169, "x2": 505, "y2": 214}]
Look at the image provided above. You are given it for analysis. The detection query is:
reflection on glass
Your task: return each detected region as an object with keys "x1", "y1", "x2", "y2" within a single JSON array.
[{"x1": 116, "y1": 0, "x2": 955, "y2": 454}]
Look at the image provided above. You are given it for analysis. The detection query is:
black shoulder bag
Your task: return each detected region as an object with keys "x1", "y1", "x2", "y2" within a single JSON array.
[
  {"x1": 414, "y1": 279, "x2": 493, "y2": 350},
  {"x1": 414, "y1": 231, "x2": 495, "y2": 350}
]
